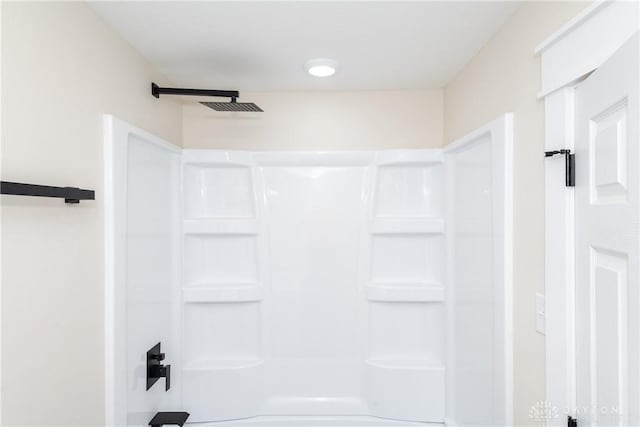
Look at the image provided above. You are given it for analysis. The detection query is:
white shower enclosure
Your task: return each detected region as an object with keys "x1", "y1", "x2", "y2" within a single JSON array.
[{"x1": 105, "y1": 114, "x2": 513, "y2": 426}]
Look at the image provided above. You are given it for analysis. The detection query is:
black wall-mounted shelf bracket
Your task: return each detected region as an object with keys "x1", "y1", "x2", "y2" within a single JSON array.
[
  {"x1": 545, "y1": 149, "x2": 575, "y2": 187},
  {"x1": 0, "y1": 181, "x2": 95, "y2": 204}
]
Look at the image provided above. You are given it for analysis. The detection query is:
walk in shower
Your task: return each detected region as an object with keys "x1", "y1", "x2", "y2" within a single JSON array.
[{"x1": 105, "y1": 114, "x2": 513, "y2": 426}]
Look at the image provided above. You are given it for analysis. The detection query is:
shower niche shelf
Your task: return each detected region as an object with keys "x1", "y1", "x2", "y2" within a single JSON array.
[
  {"x1": 370, "y1": 234, "x2": 444, "y2": 284},
  {"x1": 374, "y1": 161, "x2": 444, "y2": 219},
  {"x1": 368, "y1": 301, "x2": 444, "y2": 363},
  {"x1": 365, "y1": 361, "x2": 445, "y2": 422},
  {"x1": 181, "y1": 152, "x2": 266, "y2": 423},
  {"x1": 184, "y1": 234, "x2": 259, "y2": 287},
  {"x1": 183, "y1": 302, "x2": 261, "y2": 365},
  {"x1": 183, "y1": 360, "x2": 264, "y2": 423},
  {"x1": 183, "y1": 163, "x2": 255, "y2": 220},
  {"x1": 362, "y1": 152, "x2": 448, "y2": 423}
]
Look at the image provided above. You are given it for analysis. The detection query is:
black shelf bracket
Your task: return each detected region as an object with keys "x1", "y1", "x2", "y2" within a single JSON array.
[
  {"x1": 149, "y1": 412, "x2": 189, "y2": 427},
  {"x1": 0, "y1": 181, "x2": 95, "y2": 204},
  {"x1": 545, "y1": 149, "x2": 575, "y2": 187}
]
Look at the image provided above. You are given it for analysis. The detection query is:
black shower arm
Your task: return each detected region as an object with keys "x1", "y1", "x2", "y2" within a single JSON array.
[{"x1": 151, "y1": 83, "x2": 239, "y2": 100}]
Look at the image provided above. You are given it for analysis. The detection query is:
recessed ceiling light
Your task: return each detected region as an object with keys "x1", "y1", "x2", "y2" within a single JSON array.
[{"x1": 305, "y1": 58, "x2": 338, "y2": 77}]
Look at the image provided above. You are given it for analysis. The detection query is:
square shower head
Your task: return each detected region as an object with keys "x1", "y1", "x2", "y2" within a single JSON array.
[{"x1": 200, "y1": 101, "x2": 263, "y2": 112}]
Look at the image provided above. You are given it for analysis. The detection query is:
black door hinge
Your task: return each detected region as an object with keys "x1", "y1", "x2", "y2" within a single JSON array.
[
  {"x1": 568, "y1": 415, "x2": 577, "y2": 427},
  {"x1": 545, "y1": 149, "x2": 575, "y2": 187}
]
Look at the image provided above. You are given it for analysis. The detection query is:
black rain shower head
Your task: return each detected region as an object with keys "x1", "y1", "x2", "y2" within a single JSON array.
[
  {"x1": 200, "y1": 100, "x2": 263, "y2": 112},
  {"x1": 151, "y1": 82, "x2": 263, "y2": 112}
]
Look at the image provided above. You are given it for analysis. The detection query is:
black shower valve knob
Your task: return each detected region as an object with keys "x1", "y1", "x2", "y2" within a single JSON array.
[{"x1": 146, "y1": 342, "x2": 171, "y2": 391}]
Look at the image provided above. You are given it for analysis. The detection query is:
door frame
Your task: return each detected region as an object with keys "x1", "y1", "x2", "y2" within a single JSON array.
[{"x1": 538, "y1": 1, "x2": 639, "y2": 424}]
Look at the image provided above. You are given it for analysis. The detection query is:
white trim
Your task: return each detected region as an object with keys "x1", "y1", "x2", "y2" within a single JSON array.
[
  {"x1": 536, "y1": 0, "x2": 638, "y2": 96},
  {"x1": 534, "y1": 1, "x2": 610, "y2": 54},
  {"x1": 444, "y1": 113, "x2": 514, "y2": 426},
  {"x1": 0, "y1": 2, "x2": 4, "y2": 423},
  {"x1": 104, "y1": 115, "x2": 180, "y2": 426},
  {"x1": 544, "y1": 88, "x2": 577, "y2": 426},
  {"x1": 539, "y1": 2, "x2": 638, "y2": 424},
  {"x1": 502, "y1": 115, "x2": 514, "y2": 427}
]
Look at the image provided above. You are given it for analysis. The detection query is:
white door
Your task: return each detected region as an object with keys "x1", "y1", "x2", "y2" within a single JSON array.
[{"x1": 575, "y1": 33, "x2": 639, "y2": 426}]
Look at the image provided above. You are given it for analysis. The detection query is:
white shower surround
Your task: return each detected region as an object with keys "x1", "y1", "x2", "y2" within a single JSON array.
[{"x1": 104, "y1": 114, "x2": 513, "y2": 426}]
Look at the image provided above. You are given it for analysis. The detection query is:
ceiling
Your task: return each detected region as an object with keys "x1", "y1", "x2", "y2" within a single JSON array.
[{"x1": 89, "y1": 1, "x2": 520, "y2": 92}]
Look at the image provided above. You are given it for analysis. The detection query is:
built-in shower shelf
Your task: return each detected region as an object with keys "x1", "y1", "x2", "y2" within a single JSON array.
[
  {"x1": 184, "y1": 219, "x2": 259, "y2": 235},
  {"x1": 184, "y1": 234, "x2": 259, "y2": 286},
  {"x1": 369, "y1": 218, "x2": 444, "y2": 234},
  {"x1": 184, "y1": 359, "x2": 264, "y2": 371},
  {"x1": 183, "y1": 285, "x2": 263, "y2": 303},
  {"x1": 365, "y1": 359, "x2": 446, "y2": 421},
  {"x1": 367, "y1": 284, "x2": 444, "y2": 302}
]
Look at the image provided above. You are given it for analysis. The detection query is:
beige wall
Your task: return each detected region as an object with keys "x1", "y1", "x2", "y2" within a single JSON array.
[
  {"x1": 183, "y1": 90, "x2": 443, "y2": 150},
  {"x1": 443, "y1": 2, "x2": 589, "y2": 425},
  {"x1": 0, "y1": 2, "x2": 182, "y2": 425}
]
